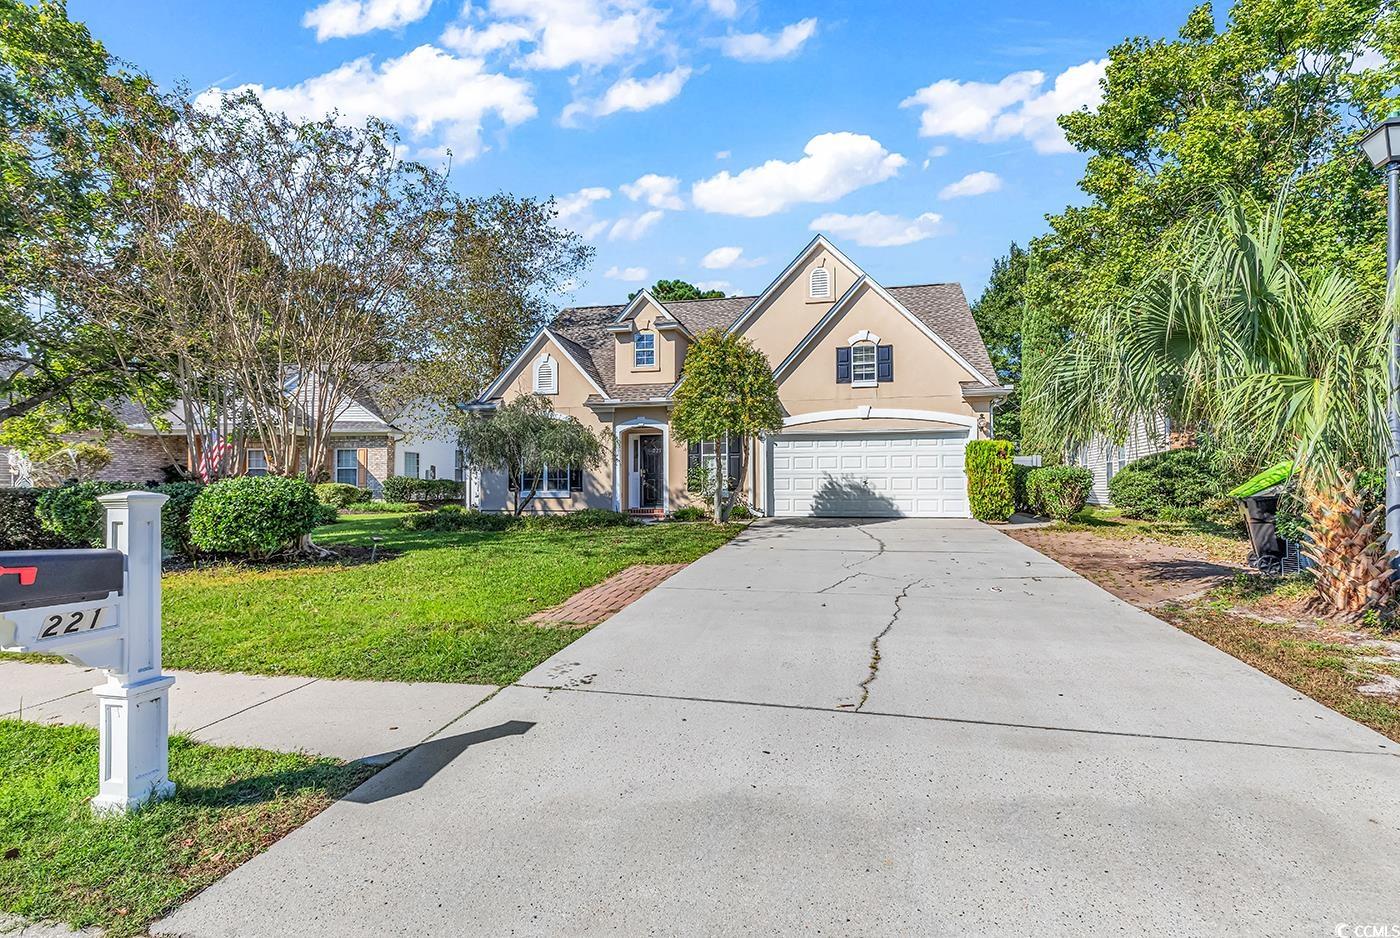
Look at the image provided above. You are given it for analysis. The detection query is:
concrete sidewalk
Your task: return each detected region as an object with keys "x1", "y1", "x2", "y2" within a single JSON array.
[{"x1": 1, "y1": 660, "x2": 495, "y2": 763}]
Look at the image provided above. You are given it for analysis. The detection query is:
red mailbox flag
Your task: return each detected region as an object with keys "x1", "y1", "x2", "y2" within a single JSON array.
[{"x1": 0, "y1": 566, "x2": 38, "y2": 586}]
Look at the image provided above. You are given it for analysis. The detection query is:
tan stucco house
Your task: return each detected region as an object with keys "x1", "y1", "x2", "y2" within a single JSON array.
[{"x1": 468, "y1": 235, "x2": 1010, "y2": 519}]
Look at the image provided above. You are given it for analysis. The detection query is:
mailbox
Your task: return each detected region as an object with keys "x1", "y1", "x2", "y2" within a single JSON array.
[{"x1": 0, "y1": 549, "x2": 123, "y2": 612}]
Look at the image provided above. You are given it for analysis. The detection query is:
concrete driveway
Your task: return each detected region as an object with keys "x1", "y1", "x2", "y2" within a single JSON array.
[{"x1": 156, "y1": 519, "x2": 1400, "y2": 936}]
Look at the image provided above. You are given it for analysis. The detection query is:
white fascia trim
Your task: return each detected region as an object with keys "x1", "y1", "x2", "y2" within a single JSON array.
[
  {"x1": 724, "y1": 234, "x2": 867, "y2": 338},
  {"x1": 654, "y1": 319, "x2": 694, "y2": 339},
  {"x1": 477, "y1": 327, "x2": 608, "y2": 402},
  {"x1": 613, "y1": 290, "x2": 669, "y2": 325},
  {"x1": 781, "y1": 408, "x2": 978, "y2": 430},
  {"x1": 770, "y1": 276, "x2": 869, "y2": 380},
  {"x1": 961, "y1": 384, "x2": 1013, "y2": 398}
]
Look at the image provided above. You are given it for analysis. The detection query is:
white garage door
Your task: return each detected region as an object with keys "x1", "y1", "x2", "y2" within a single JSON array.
[{"x1": 769, "y1": 431, "x2": 969, "y2": 518}]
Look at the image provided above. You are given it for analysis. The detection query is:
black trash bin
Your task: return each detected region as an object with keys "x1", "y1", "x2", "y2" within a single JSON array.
[{"x1": 1240, "y1": 487, "x2": 1286, "y2": 574}]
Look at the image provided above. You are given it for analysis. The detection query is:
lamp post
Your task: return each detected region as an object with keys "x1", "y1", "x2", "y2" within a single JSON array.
[{"x1": 1361, "y1": 114, "x2": 1400, "y2": 561}]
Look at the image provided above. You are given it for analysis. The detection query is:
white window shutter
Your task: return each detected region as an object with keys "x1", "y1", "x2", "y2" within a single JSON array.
[
  {"x1": 809, "y1": 266, "x2": 831, "y2": 299},
  {"x1": 534, "y1": 355, "x2": 557, "y2": 394}
]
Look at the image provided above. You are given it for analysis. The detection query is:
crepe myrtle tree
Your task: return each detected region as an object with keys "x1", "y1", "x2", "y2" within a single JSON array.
[
  {"x1": 458, "y1": 394, "x2": 605, "y2": 516},
  {"x1": 671, "y1": 330, "x2": 783, "y2": 522}
]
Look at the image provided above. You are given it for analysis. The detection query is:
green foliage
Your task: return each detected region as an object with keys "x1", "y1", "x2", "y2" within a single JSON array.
[
  {"x1": 629, "y1": 279, "x2": 726, "y2": 302},
  {"x1": 1027, "y1": 466, "x2": 1094, "y2": 521},
  {"x1": 0, "y1": 488, "x2": 66, "y2": 549},
  {"x1": 728, "y1": 501, "x2": 752, "y2": 520},
  {"x1": 402, "y1": 505, "x2": 513, "y2": 532},
  {"x1": 314, "y1": 482, "x2": 371, "y2": 508},
  {"x1": 188, "y1": 476, "x2": 319, "y2": 559},
  {"x1": 35, "y1": 481, "x2": 128, "y2": 548},
  {"x1": 1107, "y1": 449, "x2": 1227, "y2": 519},
  {"x1": 313, "y1": 503, "x2": 341, "y2": 526},
  {"x1": 971, "y1": 243, "x2": 1028, "y2": 440},
  {"x1": 523, "y1": 509, "x2": 635, "y2": 530},
  {"x1": 671, "y1": 505, "x2": 708, "y2": 522},
  {"x1": 19, "y1": 440, "x2": 113, "y2": 486},
  {"x1": 964, "y1": 440, "x2": 1015, "y2": 521},
  {"x1": 671, "y1": 330, "x2": 782, "y2": 522},
  {"x1": 1011, "y1": 463, "x2": 1033, "y2": 512},
  {"x1": 347, "y1": 500, "x2": 419, "y2": 513},
  {"x1": 459, "y1": 394, "x2": 604, "y2": 516},
  {"x1": 378, "y1": 476, "x2": 463, "y2": 503},
  {"x1": 152, "y1": 481, "x2": 204, "y2": 554}
]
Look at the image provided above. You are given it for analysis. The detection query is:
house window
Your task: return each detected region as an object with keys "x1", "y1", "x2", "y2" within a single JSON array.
[
  {"x1": 687, "y1": 435, "x2": 742, "y2": 490},
  {"x1": 521, "y1": 464, "x2": 579, "y2": 497},
  {"x1": 334, "y1": 448, "x2": 358, "y2": 485},
  {"x1": 533, "y1": 355, "x2": 557, "y2": 394},
  {"x1": 246, "y1": 449, "x2": 268, "y2": 477},
  {"x1": 634, "y1": 332, "x2": 656, "y2": 368},
  {"x1": 403, "y1": 451, "x2": 420, "y2": 479},
  {"x1": 809, "y1": 266, "x2": 831, "y2": 299},
  {"x1": 850, "y1": 343, "x2": 877, "y2": 385}
]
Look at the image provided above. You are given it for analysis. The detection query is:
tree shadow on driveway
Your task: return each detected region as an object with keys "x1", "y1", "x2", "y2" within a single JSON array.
[{"x1": 346, "y1": 720, "x2": 534, "y2": 804}]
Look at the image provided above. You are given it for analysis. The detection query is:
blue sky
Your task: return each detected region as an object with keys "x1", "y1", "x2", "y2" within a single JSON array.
[{"x1": 71, "y1": 0, "x2": 1198, "y2": 306}]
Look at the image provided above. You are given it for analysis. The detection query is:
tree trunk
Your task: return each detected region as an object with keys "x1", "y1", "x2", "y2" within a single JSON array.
[{"x1": 714, "y1": 447, "x2": 727, "y2": 523}]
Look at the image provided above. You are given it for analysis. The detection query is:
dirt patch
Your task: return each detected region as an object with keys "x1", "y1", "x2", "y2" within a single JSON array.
[
  {"x1": 1007, "y1": 526, "x2": 1241, "y2": 607},
  {"x1": 528, "y1": 563, "x2": 688, "y2": 627}
]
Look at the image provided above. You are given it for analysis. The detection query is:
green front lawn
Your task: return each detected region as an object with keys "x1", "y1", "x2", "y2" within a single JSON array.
[
  {"x1": 159, "y1": 516, "x2": 741, "y2": 684},
  {"x1": 0, "y1": 719, "x2": 375, "y2": 937}
]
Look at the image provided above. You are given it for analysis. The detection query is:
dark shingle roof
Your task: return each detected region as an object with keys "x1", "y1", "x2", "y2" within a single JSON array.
[{"x1": 543, "y1": 281, "x2": 996, "y2": 402}]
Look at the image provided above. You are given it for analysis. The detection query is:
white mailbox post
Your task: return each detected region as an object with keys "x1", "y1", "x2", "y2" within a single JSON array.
[{"x1": 0, "y1": 490, "x2": 174, "y2": 813}]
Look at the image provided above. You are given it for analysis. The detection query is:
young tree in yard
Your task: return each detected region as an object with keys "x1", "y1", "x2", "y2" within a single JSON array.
[
  {"x1": 458, "y1": 394, "x2": 604, "y2": 516},
  {"x1": 670, "y1": 331, "x2": 783, "y2": 522},
  {"x1": 0, "y1": 0, "x2": 169, "y2": 444}
]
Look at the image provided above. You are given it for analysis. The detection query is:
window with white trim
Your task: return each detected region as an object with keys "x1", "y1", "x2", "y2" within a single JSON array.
[
  {"x1": 687, "y1": 435, "x2": 742, "y2": 491},
  {"x1": 403, "y1": 451, "x2": 420, "y2": 479},
  {"x1": 520, "y1": 464, "x2": 578, "y2": 497},
  {"x1": 850, "y1": 343, "x2": 877, "y2": 385},
  {"x1": 334, "y1": 448, "x2": 358, "y2": 485},
  {"x1": 533, "y1": 354, "x2": 557, "y2": 394},
  {"x1": 633, "y1": 332, "x2": 656, "y2": 368},
  {"x1": 246, "y1": 449, "x2": 268, "y2": 477},
  {"x1": 809, "y1": 266, "x2": 832, "y2": 299}
]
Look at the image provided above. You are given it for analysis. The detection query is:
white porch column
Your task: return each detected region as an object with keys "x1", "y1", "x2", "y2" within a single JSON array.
[
  {"x1": 92, "y1": 491, "x2": 175, "y2": 814},
  {"x1": 612, "y1": 425, "x2": 622, "y2": 511}
]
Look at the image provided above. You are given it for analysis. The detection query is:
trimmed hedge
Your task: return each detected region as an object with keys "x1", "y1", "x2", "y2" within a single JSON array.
[
  {"x1": 1011, "y1": 463, "x2": 1033, "y2": 513},
  {"x1": 314, "y1": 482, "x2": 371, "y2": 508},
  {"x1": 523, "y1": 509, "x2": 635, "y2": 530},
  {"x1": 33, "y1": 481, "x2": 206, "y2": 553},
  {"x1": 965, "y1": 440, "x2": 1015, "y2": 521},
  {"x1": 380, "y1": 476, "x2": 464, "y2": 503},
  {"x1": 671, "y1": 506, "x2": 707, "y2": 521},
  {"x1": 188, "y1": 476, "x2": 319, "y2": 559},
  {"x1": 402, "y1": 505, "x2": 514, "y2": 532},
  {"x1": 0, "y1": 489, "x2": 68, "y2": 550},
  {"x1": 1027, "y1": 466, "x2": 1093, "y2": 521},
  {"x1": 1107, "y1": 448, "x2": 1222, "y2": 520}
]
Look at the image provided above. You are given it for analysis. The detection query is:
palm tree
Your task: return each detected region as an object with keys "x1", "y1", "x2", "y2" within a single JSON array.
[{"x1": 1035, "y1": 191, "x2": 1398, "y2": 617}]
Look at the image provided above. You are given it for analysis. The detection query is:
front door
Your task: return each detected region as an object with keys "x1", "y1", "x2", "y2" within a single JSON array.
[{"x1": 639, "y1": 434, "x2": 663, "y2": 508}]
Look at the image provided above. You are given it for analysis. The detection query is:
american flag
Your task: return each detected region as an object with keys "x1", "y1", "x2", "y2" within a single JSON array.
[{"x1": 197, "y1": 436, "x2": 233, "y2": 483}]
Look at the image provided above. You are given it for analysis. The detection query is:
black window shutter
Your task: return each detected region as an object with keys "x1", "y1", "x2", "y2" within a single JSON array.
[
  {"x1": 726, "y1": 436, "x2": 742, "y2": 489},
  {"x1": 687, "y1": 441, "x2": 701, "y2": 471},
  {"x1": 835, "y1": 347, "x2": 851, "y2": 383},
  {"x1": 876, "y1": 345, "x2": 893, "y2": 382},
  {"x1": 569, "y1": 466, "x2": 583, "y2": 492}
]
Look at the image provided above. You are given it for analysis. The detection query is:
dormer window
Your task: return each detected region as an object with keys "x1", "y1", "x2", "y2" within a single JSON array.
[
  {"x1": 809, "y1": 266, "x2": 832, "y2": 300},
  {"x1": 533, "y1": 354, "x2": 557, "y2": 394},
  {"x1": 634, "y1": 332, "x2": 656, "y2": 368}
]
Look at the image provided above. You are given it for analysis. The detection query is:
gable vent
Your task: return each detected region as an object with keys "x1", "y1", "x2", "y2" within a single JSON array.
[
  {"x1": 809, "y1": 266, "x2": 832, "y2": 299},
  {"x1": 533, "y1": 355, "x2": 557, "y2": 394}
]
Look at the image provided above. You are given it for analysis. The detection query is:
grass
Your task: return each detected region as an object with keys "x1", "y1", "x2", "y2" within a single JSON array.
[
  {"x1": 1050, "y1": 505, "x2": 1248, "y2": 563},
  {"x1": 155, "y1": 515, "x2": 742, "y2": 684},
  {"x1": 0, "y1": 719, "x2": 375, "y2": 937}
]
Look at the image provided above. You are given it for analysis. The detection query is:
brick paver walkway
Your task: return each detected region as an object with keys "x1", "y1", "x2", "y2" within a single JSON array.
[{"x1": 528, "y1": 563, "x2": 688, "y2": 627}]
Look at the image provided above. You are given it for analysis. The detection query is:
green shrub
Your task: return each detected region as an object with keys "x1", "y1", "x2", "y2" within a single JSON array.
[
  {"x1": 1011, "y1": 463, "x2": 1033, "y2": 513},
  {"x1": 188, "y1": 476, "x2": 319, "y2": 559},
  {"x1": 402, "y1": 505, "x2": 514, "y2": 532},
  {"x1": 1027, "y1": 466, "x2": 1094, "y2": 521},
  {"x1": 523, "y1": 509, "x2": 635, "y2": 530},
  {"x1": 314, "y1": 482, "x2": 370, "y2": 508},
  {"x1": 0, "y1": 488, "x2": 68, "y2": 550},
  {"x1": 313, "y1": 503, "x2": 341, "y2": 526},
  {"x1": 35, "y1": 482, "x2": 134, "y2": 548},
  {"x1": 380, "y1": 476, "x2": 464, "y2": 503},
  {"x1": 1107, "y1": 448, "x2": 1223, "y2": 519},
  {"x1": 728, "y1": 502, "x2": 752, "y2": 520},
  {"x1": 964, "y1": 440, "x2": 1015, "y2": 521},
  {"x1": 152, "y1": 481, "x2": 204, "y2": 555},
  {"x1": 671, "y1": 505, "x2": 708, "y2": 522},
  {"x1": 349, "y1": 500, "x2": 420, "y2": 513}
]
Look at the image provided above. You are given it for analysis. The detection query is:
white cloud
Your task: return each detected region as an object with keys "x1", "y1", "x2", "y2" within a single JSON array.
[
  {"x1": 700, "y1": 245, "x2": 765, "y2": 269},
  {"x1": 562, "y1": 66, "x2": 692, "y2": 125},
  {"x1": 921, "y1": 145, "x2": 949, "y2": 170},
  {"x1": 620, "y1": 173, "x2": 684, "y2": 209},
  {"x1": 553, "y1": 186, "x2": 612, "y2": 239},
  {"x1": 694, "y1": 279, "x2": 731, "y2": 292},
  {"x1": 608, "y1": 209, "x2": 664, "y2": 240},
  {"x1": 809, "y1": 211, "x2": 945, "y2": 247},
  {"x1": 449, "y1": 0, "x2": 661, "y2": 71},
  {"x1": 303, "y1": 0, "x2": 431, "y2": 40},
  {"x1": 901, "y1": 58, "x2": 1106, "y2": 154},
  {"x1": 201, "y1": 45, "x2": 536, "y2": 159},
  {"x1": 439, "y1": 21, "x2": 535, "y2": 56},
  {"x1": 939, "y1": 170, "x2": 1002, "y2": 199},
  {"x1": 719, "y1": 18, "x2": 817, "y2": 62},
  {"x1": 691, "y1": 132, "x2": 906, "y2": 217},
  {"x1": 715, "y1": 149, "x2": 730, "y2": 159},
  {"x1": 706, "y1": 0, "x2": 738, "y2": 17},
  {"x1": 605, "y1": 264, "x2": 649, "y2": 282}
]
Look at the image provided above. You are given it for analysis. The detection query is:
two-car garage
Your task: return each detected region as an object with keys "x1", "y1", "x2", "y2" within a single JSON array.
[{"x1": 767, "y1": 430, "x2": 971, "y2": 518}]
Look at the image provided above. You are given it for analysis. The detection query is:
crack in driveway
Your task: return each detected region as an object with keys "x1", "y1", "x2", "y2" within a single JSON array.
[{"x1": 853, "y1": 577, "x2": 920, "y2": 712}]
